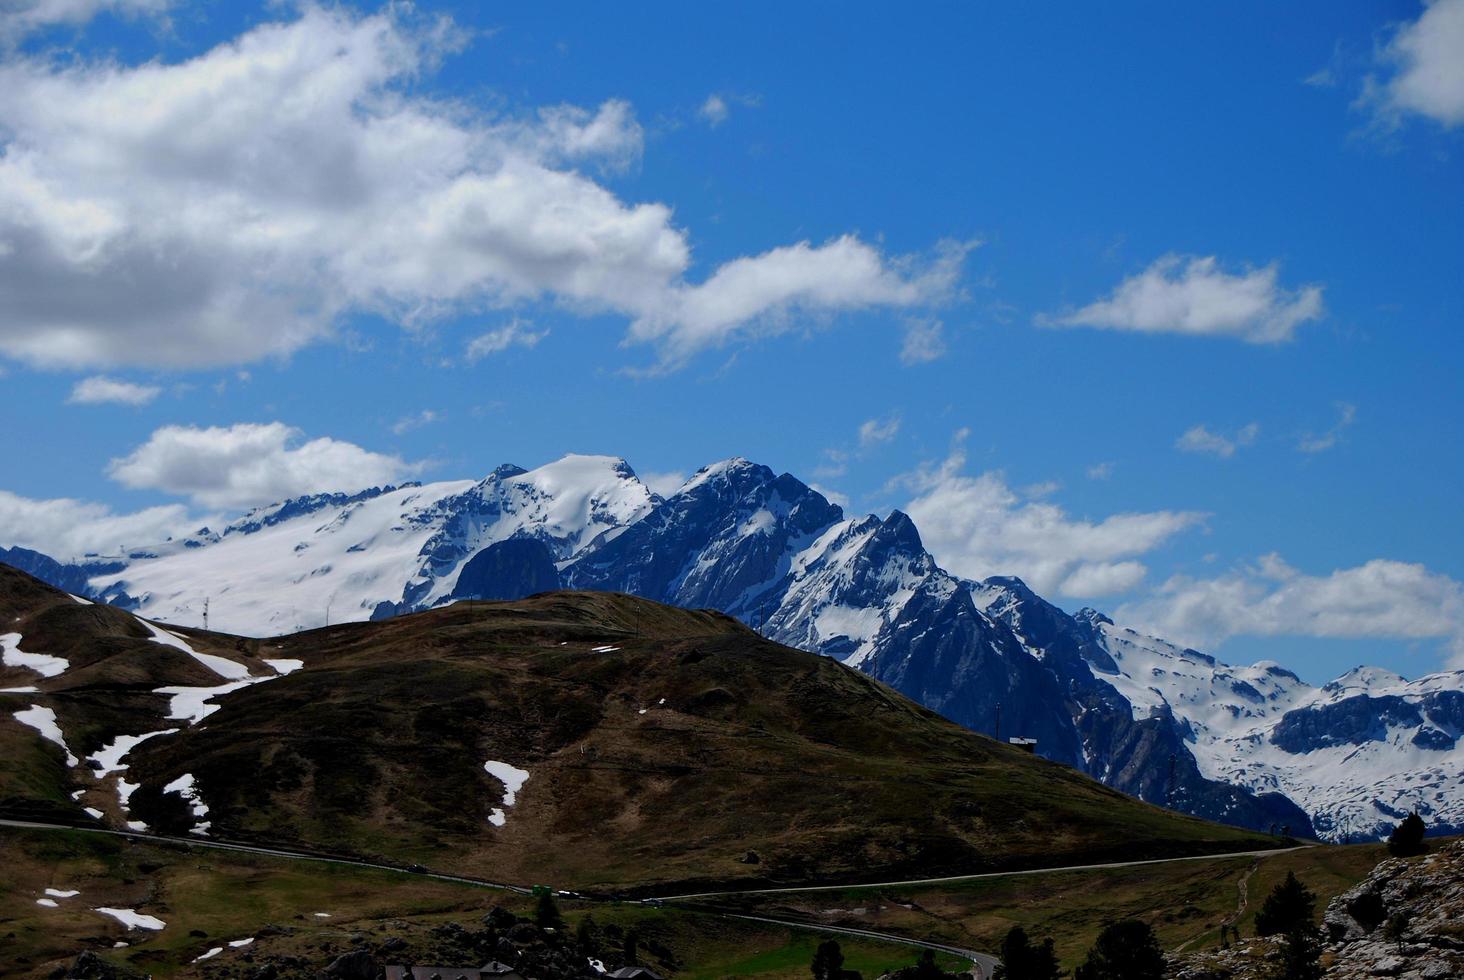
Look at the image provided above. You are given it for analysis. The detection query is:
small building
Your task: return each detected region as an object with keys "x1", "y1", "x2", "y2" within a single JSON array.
[
  {"x1": 608, "y1": 968, "x2": 665, "y2": 980},
  {"x1": 1007, "y1": 736, "x2": 1038, "y2": 753}
]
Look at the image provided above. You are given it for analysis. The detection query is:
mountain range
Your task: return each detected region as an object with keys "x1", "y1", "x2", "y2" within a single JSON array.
[{"x1": 5, "y1": 453, "x2": 1461, "y2": 843}]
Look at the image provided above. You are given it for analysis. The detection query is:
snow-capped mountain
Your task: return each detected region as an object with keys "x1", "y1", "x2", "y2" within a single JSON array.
[
  {"x1": 75, "y1": 455, "x2": 654, "y2": 635},
  {"x1": 6, "y1": 453, "x2": 1461, "y2": 842}
]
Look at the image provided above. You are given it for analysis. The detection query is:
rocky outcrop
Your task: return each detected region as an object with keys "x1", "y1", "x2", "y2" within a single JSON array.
[
  {"x1": 1168, "y1": 840, "x2": 1464, "y2": 979},
  {"x1": 1320, "y1": 841, "x2": 1464, "y2": 978}
]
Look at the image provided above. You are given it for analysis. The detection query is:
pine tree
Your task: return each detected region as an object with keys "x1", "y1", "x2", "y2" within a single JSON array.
[
  {"x1": 1073, "y1": 920, "x2": 1164, "y2": 980},
  {"x1": 993, "y1": 926, "x2": 1062, "y2": 980},
  {"x1": 535, "y1": 891, "x2": 563, "y2": 930},
  {"x1": 1271, "y1": 924, "x2": 1323, "y2": 980},
  {"x1": 812, "y1": 939, "x2": 844, "y2": 980},
  {"x1": 576, "y1": 914, "x2": 599, "y2": 954},
  {"x1": 1254, "y1": 872, "x2": 1316, "y2": 937},
  {"x1": 1387, "y1": 812, "x2": 1427, "y2": 857}
]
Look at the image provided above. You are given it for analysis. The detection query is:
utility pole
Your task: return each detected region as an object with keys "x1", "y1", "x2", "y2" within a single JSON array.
[
  {"x1": 325, "y1": 599, "x2": 332, "y2": 628},
  {"x1": 1167, "y1": 753, "x2": 1177, "y2": 806},
  {"x1": 994, "y1": 702, "x2": 1002, "y2": 743}
]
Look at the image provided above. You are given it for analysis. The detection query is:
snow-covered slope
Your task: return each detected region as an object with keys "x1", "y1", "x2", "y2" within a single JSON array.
[
  {"x1": 84, "y1": 455, "x2": 653, "y2": 636},
  {"x1": 8, "y1": 452, "x2": 1463, "y2": 842}
]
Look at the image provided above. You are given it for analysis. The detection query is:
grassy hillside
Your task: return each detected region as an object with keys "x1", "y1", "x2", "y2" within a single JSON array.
[
  {"x1": 0, "y1": 826, "x2": 969, "y2": 980},
  {"x1": 678, "y1": 844, "x2": 1395, "y2": 971},
  {"x1": 1, "y1": 563, "x2": 1276, "y2": 892}
]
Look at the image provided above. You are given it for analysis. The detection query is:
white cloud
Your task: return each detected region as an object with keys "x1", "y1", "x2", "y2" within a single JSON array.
[
  {"x1": 1363, "y1": 0, "x2": 1464, "y2": 129},
  {"x1": 465, "y1": 320, "x2": 547, "y2": 362},
  {"x1": 640, "y1": 470, "x2": 687, "y2": 497},
  {"x1": 1086, "y1": 461, "x2": 1115, "y2": 481},
  {"x1": 390, "y1": 409, "x2": 440, "y2": 435},
  {"x1": 899, "y1": 318, "x2": 947, "y2": 365},
  {"x1": 698, "y1": 94, "x2": 729, "y2": 127},
  {"x1": 106, "y1": 422, "x2": 419, "y2": 509},
  {"x1": 0, "y1": 8, "x2": 955, "y2": 372},
  {"x1": 1298, "y1": 402, "x2": 1357, "y2": 453},
  {"x1": 1049, "y1": 255, "x2": 1324, "y2": 343},
  {"x1": 809, "y1": 482, "x2": 851, "y2": 511},
  {"x1": 1117, "y1": 553, "x2": 1464, "y2": 667},
  {"x1": 898, "y1": 433, "x2": 1205, "y2": 597},
  {"x1": 0, "y1": 0, "x2": 170, "y2": 41},
  {"x1": 67, "y1": 375, "x2": 160, "y2": 406},
  {"x1": 858, "y1": 415, "x2": 900, "y2": 448},
  {"x1": 1061, "y1": 560, "x2": 1148, "y2": 597},
  {"x1": 0, "y1": 489, "x2": 193, "y2": 561},
  {"x1": 1176, "y1": 422, "x2": 1259, "y2": 458},
  {"x1": 628, "y1": 237, "x2": 971, "y2": 369}
]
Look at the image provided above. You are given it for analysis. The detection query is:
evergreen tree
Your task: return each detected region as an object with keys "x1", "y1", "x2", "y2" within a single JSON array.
[
  {"x1": 993, "y1": 926, "x2": 1062, "y2": 980},
  {"x1": 812, "y1": 939, "x2": 844, "y2": 980},
  {"x1": 1271, "y1": 924, "x2": 1323, "y2": 980},
  {"x1": 1387, "y1": 812, "x2": 1427, "y2": 857},
  {"x1": 575, "y1": 914, "x2": 599, "y2": 954},
  {"x1": 1254, "y1": 872, "x2": 1316, "y2": 937},
  {"x1": 1073, "y1": 920, "x2": 1164, "y2": 980},
  {"x1": 535, "y1": 891, "x2": 563, "y2": 930}
]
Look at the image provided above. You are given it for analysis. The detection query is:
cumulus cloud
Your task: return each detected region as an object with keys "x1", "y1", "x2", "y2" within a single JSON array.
[
  {"x1": 465, "y1": 320, "x2": 547, "y2": 362},
  {"x1": 858, "y1": 415, "x2": 900, "y2": 448},
  {"x1": 628, "y1": 236, "x2": 971, "y2": 369},
  {"x1": 1048, "y1": 255, "x2": 1324, "y2": 343},
  {"x1": 0, "y1": 8, "x2": 956, "y2": 371},
  {"x1": 1176, "y1": 422, "x2": 1259, "y2": 458},
  {"x1": 899, "y1": 318, "x2": 947, "y2": 365},
  {"x1": 0, "y1": 489, "x2": 193, "y2": 560},
  {"x1": 1117, "y1": 553, "x2": 1464, "y2": 667},
  {"x1": 1298, "y1": 402, "x2": 1357, "y2": 453},
  {"x1": 0, "y1": 0, "x2": 170, "y2": 41},
  {"x1": 1362, "y1": 0, "x2": 1464, "y2": 129},
  {"x1": 898, "y1": 432, "x2": 1205, "y2": 597},
  {"x1": 67, "y1": 375, "x2": 161, "y2": 406},
  {"x1": 106, "y1": 422, "x2": 419, "y2": 509}
]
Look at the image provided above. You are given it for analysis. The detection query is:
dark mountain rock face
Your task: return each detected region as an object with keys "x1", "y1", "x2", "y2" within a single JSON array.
[
  {"x1": 1270, "y1": 696, "x2": 1424, "y2": 753},
  {"x1": 451, "y1": 538, "x2": 562, "y2": 601},
  {"x1": 12, "y1": 453, "x2": 1442, "y2": 841},
  {"x1": 975, "y1": 577, "x2": 1315, "y2": 836},
  {"x1": 0, "y1": 546, "x2": 116, "y2": 597}
]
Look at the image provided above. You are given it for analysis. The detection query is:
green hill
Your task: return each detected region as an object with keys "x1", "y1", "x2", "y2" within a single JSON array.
[{"x1": 1, "y1": 563, "x2": 1276, "y2": 891}]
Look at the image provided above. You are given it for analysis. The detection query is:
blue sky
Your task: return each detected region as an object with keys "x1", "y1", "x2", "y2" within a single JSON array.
[{"x1": 1, "y1": 1, "x2": 1461, "y2": 681}]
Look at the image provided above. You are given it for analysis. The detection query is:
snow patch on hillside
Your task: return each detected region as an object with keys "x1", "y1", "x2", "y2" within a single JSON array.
[
  {"x1": 484, "y1": 759, "x2": 530, "y2": 827},
  {"x1": 1, "y1": 632, "x2": 69, "y2": 678},
  {"x1": 13, "y1": 705, "x2": 78, "y2": 766}
]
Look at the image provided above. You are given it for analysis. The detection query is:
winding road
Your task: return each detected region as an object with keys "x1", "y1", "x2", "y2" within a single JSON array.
[{"x1": 2, "y1": 817, "x2": 1305, "y2": 979}]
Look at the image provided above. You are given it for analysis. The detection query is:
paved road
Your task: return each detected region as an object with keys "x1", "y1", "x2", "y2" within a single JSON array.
[
  {"x1": 657, "y1": 843, "x2": 1312, "y2": 901},
  {"x1": 0, "y1": 817, "x2": 532, "y2": 895},
  {"x1": 709, "y1": 912, "x2": 997, "y2": 978},
  {"x1": 0, "y1": 818, "x2": 993, "y2": 974}
]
